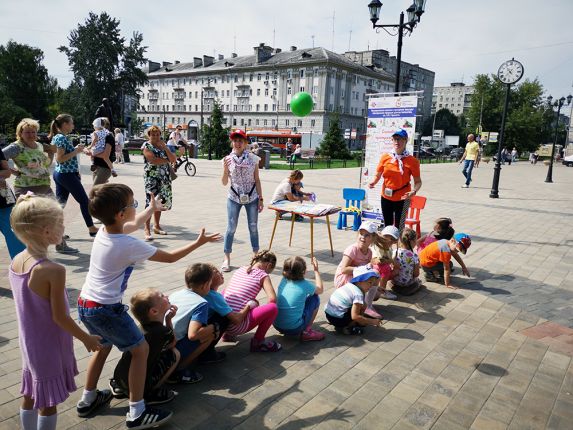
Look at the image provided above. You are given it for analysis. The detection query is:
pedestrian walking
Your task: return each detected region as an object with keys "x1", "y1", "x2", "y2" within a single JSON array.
[{"x1": 459, "y1": 134, "x2": 480, "y2": 188}]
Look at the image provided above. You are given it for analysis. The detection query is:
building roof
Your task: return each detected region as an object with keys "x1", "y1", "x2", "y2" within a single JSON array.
[{"x1": 144, "y1": 46, "x2": 394, "y2": 81}]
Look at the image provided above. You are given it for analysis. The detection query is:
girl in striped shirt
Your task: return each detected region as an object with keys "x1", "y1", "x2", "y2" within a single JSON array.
[{"x1": 222, "y1": 250, "x2": 282, "y2": 352}]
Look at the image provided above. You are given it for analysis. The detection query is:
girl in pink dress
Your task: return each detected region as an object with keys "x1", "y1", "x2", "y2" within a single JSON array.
[{"x1": 9, "y1": 195, "x2": 101, "y2": 430}]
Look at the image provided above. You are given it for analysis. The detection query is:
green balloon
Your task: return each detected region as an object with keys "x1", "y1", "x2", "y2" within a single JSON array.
[{"x1": 290, "y1": 92, "x2": 313, "y2": 117}]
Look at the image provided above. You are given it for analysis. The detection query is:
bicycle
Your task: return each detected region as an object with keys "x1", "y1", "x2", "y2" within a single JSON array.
[{"x1": 174, "y1": 143, "x2": 197, "y2": 176}]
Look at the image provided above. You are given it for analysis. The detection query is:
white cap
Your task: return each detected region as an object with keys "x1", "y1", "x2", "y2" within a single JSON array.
[
  {"x1": 351, "y1": 265, "x2": 380, "y2": 283},
  {"x1": 381, "y1": 225, "x2": 399, "y2": 240},
  {"x1": 359, "y1": 221, "x2": 378, "y2": 234}
]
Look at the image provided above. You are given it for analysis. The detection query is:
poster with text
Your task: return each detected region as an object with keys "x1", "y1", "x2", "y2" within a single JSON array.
[{"x1": 360, "y1": 95, "x2": 418, "y2": 225}]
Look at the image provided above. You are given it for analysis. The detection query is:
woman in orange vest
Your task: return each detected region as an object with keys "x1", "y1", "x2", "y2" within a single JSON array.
[{"x1": 368, "y1": 129, "x2": 422, "y2": 229}]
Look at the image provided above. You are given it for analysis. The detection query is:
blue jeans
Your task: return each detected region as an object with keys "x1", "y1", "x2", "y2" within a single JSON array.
[
  {"x1": 462, "y1": 160, "x2": 475, "y2": 186},
  {"x1": 53, "y1": 171, "x2": 94, "y2": 228},
  {"x1": 224, "y1": 198, "x2": 259, "y2": 254},
  {"x1": 0, "y1": 206, "x2": 25, "y2": 258}
]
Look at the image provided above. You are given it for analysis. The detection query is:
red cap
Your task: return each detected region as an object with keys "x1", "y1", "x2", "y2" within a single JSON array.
[{"x1": 230, "y1": 129, "x2": 247, "y2": 140}]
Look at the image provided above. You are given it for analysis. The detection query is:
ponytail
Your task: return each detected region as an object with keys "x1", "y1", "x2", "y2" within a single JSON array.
[
  {"x1": 48, "y1": 114, "x2": 73, "y2": 139},
  {"x1": 399, "y1": 228, "x2": 417, "y2": 252},
  {"x1": 247, "y1": 250, "x2": 277, "y2": 274}
]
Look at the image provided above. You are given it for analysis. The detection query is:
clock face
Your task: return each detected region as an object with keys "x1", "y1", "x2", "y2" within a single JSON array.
[{"x1": 497, "y1": 60, "x2": 524, "y2": 84}]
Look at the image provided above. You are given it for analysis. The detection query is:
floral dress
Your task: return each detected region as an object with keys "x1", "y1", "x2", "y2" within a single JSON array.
[{"x1": 143, "y1": 142, "x2": 172, "y2": 209}]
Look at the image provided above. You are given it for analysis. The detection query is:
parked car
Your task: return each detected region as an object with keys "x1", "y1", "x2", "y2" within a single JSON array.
[
  {"x1": 257, "y1": 141, "x2": 282, "y2": 154},
  {"x1": 449, "y1": 147, "x2": 465, "y2": 160},
  {"x1": 124, "y1": 138, "x2": 146, "y2": 150},
  {"x1": 563, "y1": 155, "x2": 573, "y2": 167},
  {"x1": 418, "y1": 148, "x2": 436, "y2": 159}
]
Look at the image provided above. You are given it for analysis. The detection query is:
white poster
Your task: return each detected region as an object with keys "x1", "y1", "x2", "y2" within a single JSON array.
[{"x1": 360, "y1": 95, "x2": 418, "y2": 224}]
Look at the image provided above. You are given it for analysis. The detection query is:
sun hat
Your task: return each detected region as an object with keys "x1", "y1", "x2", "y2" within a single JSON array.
[
  {"x1": 359, "y1": 221, "x2": 378, "y2": 234},
  {"x1": 380, "y1": 225, "x2": 400, "y2": 240},
  {"x1": 351, "y1": 265, "x2": 380, "y2": 283},
  {"x1": 454, "y1": 232, "x2": 471, "y2": 254},
  {"x1": 392, "y1": 129, "x2": 408, "y2": 139},
  {"x1": 230, "y1": 129, "x2": 247, "y2": 140}
]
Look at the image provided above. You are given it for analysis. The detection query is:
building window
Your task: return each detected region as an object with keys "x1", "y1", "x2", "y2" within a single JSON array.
[
  {"x1": 272, "y1": 119, "x2": 275, "y2": 126},
  {"x1": 300, "y1": 69, "x2": 304, "y2": 78},
  {"x1": 249, "y1": 73, "x2": 253, "y2": 81},
  {"x1": 285, "y1": 119, "x2": 290, "y2": 126},
  {"x1": 240, "y1": 119, "x2": 244, "y2": 125},
  {"x1": 256, "y1": 119, "x2": 260, "y2": 125},
  {"x1": 195, "y1": 91, "x2": 198, "y2": 98},
  {"x1": 233, "y1": 118, "x2": 237, "y2": 126},
  {"x1": 257, "y1": 73, "x2": 262, "y2": 81},
  {"x1": 287, "y1": 87, "x2": 292, "y2": 95},
  {"x1": 300, "y1": 86, "x2": 305, "y2": 92},
  {"x1": 273, "y1": 88, "x2": 277, "y2": 96},
  {"x1": 287, "y1": 103, "x2": 290, "y2": 111},
  {"x1": 272, "y1": 104, "x2": 276, "y2": 111},
  {"x1": 257, "y1": 89, "x2": 261, "y2": 96},
  {"x1": 297, "y1": 120, "x2": 302, "y2": 127},
  {"x1": 264, "y1": 104, "x2": 268, "y2": 111},
  {"x1": 311, "y1": 119, "x2": 315, "y2": 127},
  {"x1": 265, "y1": 72, "x2": 270, "y2": 80},
  {"x1": 256, "y1": 104, "x2": 260, "y2": 112},
  {"x1": 264, "y1": 119, "x2": 267, "y2": 126},
  {"x1": 188, "y1": 92, "x2": 192, "y2": 98}
]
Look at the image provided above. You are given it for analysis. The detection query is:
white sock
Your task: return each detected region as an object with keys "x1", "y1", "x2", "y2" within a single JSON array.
[
  {"x1": 19, "y1": 409, "x2": 37, "y2": 430},
  {"x1": 79, "y1": 389, "x2": 97, "y2": 406},
  {"x1": 128, "y1": 400, "x2": 145, "y2": 420},
  {"x1": 38, "y1": 414, "x2": 57, "y2": 430}
]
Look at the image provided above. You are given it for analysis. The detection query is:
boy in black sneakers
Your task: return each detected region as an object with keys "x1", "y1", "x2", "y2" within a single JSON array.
[
  {"x1": 76, "y1": 183, "x2": 220, "y2": 429},
  {"x1": 109, "y1": 288, "x2": 180, "y2": 405}
]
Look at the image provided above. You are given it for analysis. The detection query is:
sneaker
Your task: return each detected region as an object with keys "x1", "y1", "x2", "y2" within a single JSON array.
[
  {"x1": 167, "y1": 368, "x2": 203, "y2": 384},
  {"x1": 342, "y1": 326, "x2": 364, "y2": 335},
  {"x1": 109, "y1": 378, "x2": 128, "y2": 399},
  {"x1": 55, "y1": 241, "x2": 79, "y2": 254},
  {"x1": 126, "y1": 406, "x2": 173, "y2": 429},
  {"x1": 76, "y1": 389, "x2": 113, "y2": 417},
  {"x1": 198, "y1": 350, "x2": 227, "y2": 365},
  {"x1": 364, "y1": 307, "x2": 383, "y2": 319},
  {"x1": 301, "y1": 328, "x2": 325, "y2": 342},
  {"x1": 63, "y1": 234, "x2": 70, "y2": 240},
  {"x1": 380, "y1": 290, "x2": 397, "y2": 300},
  {"x1": 145, "y1": 386, "x2": 176, "y2": 406},
  {"x1": 461, "y1": 184, "x2": 469, "y2": 188}
]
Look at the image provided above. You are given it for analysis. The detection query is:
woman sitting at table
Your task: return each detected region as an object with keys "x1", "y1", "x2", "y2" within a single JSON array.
[{"x1": 271, "y1": 170, "x2": 313, "y2": 221}]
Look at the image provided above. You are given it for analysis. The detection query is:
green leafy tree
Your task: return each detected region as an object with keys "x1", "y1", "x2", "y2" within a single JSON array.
[
  {"x1": 465, "y1": 74, "x2": 550, "y2": 154},
  {"x1": 130, "y1": 114, "x2": 145, "y2": 136},
  {"x1": 0, "y1": 41, "x2": 57, "y2": 125},
  {"x1": 59, "y1": 12, "x2": 148, "y2": 128},
  {"x1": 319, "y1": 112, "x2": 351, "y2": 159},
  {"x1": 201, "y1": 101, "x2": 228, "y2": 159},
  {"x1": 422, "y1": 108, "x2": 460, "y2": 137}
]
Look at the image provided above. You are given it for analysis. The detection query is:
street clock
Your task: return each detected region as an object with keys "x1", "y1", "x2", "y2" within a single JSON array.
[{"x1": 497, "y1": 59, "x2": 524, "y2": 85}]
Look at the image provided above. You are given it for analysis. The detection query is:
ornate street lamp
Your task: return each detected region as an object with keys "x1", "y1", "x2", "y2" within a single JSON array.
[
  {"x1": 367, "y1": 0, "x2": 427, "y2": 93},
  {"x1": 545, "y1": 94, "x2": 572, "y2": 183}
]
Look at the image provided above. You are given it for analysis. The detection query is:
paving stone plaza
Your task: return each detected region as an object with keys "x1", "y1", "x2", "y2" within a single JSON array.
[{"x1": 1, "y1": 156, "x2": 572, "y2": 429}]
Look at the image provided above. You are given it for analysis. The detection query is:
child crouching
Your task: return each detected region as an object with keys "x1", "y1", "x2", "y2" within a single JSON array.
[
  {"x1": 325, "y1": 266, "x2": 382, "y2": 335},
  {"x1": 110, "y1": 288, "x2": 180, "y2": 406},
  {"x1": 419, "y1": 233, "x2": 471, "y2": 289}
]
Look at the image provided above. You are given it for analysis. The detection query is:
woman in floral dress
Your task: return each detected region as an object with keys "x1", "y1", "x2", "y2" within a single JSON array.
[{"x1": 142, "y1": 125, "x2": 177, "y2": 241}]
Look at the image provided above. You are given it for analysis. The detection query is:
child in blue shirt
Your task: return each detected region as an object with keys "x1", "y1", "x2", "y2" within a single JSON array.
[{"x1": 274, "y1": 256, "x2": 325, "y2": 341}]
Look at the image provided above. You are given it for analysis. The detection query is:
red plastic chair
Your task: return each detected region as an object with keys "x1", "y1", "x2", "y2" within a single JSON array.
[{"x1": 404, "y1": 195, "x2": 427, "y2": 238}]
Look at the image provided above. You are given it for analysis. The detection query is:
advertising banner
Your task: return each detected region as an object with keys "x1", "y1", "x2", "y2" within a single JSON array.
[{"x1": 360, "y1": 95, "x2": 418, "y2": 224}]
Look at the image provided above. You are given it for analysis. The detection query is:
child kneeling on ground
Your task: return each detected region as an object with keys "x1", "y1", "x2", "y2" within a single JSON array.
[
  {"x1": 325, "y1": 266, "x2": 382, "y2": 335},
  {"x1": 110, "y1": 288, "x2": 180, "y2": 406},
  {"x1": 391, "y1": 228, "x2": 422, "y2": 296},
  {"x1": 419, "y1": 233, "x2": 471, "y2": 289},
  {"x1": 274, "y1": 256, "x2": 325, "y2": 342},
  {"x1": 169, "y1": 263, "x2": 223, "y2": 384}
]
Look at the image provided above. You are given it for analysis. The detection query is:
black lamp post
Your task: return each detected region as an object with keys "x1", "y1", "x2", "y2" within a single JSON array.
[
  {"x1": 368, "y1": 0, "x2": 427, "y2": 93},
  {"x1": 545, "y1": 94, "x2": 572, "y2": 183}
]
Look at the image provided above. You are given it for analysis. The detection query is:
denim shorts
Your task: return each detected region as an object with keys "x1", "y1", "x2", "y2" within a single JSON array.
[
  {"x1": 175, "y1": 336, "x2": 201, "y2": 360},
  {"x1": 78, "y1": 302, "x2": 144, "y2": 352},
  {"x1": 275, "y1": 294, "x2": 320, "y2": 335}
]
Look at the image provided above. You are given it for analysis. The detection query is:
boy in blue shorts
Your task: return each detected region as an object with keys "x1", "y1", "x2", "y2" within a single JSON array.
[{"x1": 77, "y1": 183, "x2": 220, "y2": 429}]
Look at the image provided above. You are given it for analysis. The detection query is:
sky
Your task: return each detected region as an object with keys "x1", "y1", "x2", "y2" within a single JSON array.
[{"x1": 1, "y1": 0, "x2": 572, "y2": 103}]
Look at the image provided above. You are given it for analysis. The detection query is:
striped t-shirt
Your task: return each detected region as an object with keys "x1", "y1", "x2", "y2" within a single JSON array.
[
  {"x1": 324, "y1": 282, "x2": 364, "y2": 318},
  {"x1": 222, "y1": 266, "x2": 268, "y2": 335}
]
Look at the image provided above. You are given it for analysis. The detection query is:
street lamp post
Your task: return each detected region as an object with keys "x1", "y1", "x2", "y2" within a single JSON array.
[
  {"x1": 368, "y1": 0, "x2": 427, "y2": 93},
  {"x1": 545, "y1": 94, "x2": 572, "y2": 183}
]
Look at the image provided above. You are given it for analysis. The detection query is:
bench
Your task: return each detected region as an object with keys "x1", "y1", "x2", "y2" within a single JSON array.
[{"x1": 288, "y1": 149, "x2": 316, "y2": 168}]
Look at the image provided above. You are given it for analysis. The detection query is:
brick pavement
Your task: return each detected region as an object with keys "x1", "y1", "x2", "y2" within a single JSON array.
[{"x1": 0, "y1": 156, "x2": 572, "y2": 429}]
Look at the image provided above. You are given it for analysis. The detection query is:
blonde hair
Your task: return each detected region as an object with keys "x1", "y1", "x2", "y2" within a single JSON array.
[
  {"x1": 399, "y1": 228, "x2": 417, "y2": 252},
  {"x1": 130, "y1": 288, "x2": 159, "y2": 325},
  {"x1": 289, "y1": 170, "x2": 303, "y2": 181},
  {"x1": 92, "y1": 117, "x2": 105, "y2": 130},
  {"x1": 247, "y1": 250, "x2": 277, "y2": 274},
  {"x1": 16, "y1": 118, "x2": 40, "y2": 142},
  {"x1": 371, "y1": 232, "x2": 390, "y2": 250},
  {"x1": 114, "y1": 128, "x2": 121, "y2": 134},
  {"x1": 145, "y1": 125, "x2": 162, "y2": 138},
  {"x1": 49, "y1": 114, "x2": 73, "y2": 139},
  {"x1": 10, "y1": 195, "x2": 63, "y2": 258}
]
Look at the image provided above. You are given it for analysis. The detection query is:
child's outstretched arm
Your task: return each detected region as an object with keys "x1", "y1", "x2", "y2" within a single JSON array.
[
  {"x1": 150, "y1": 228, "x2": 222, "y2": 263},
  {"x1": 123, "y1": 193, "x2": 166, "y2": 234},
  {"x1": 312, "y1": 257, "x2": 324, "y2": 294},
  {"x1": 49, "y1": 265, "x2": 102, "y2": 352},
  {"x1": 351, "y1": 303, "x2": 381, "y2": 327},
  {"x1": 451, "y1": 250, "x2": 470, "y2": 277}
]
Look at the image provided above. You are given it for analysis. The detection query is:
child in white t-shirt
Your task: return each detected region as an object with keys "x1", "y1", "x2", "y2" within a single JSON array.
[
  {"x1": 76, "y1": 183, "x2": 220, "y2": 428},
  {"x1": 392, "y1": 228, "x2": 422, "y2": 296}
]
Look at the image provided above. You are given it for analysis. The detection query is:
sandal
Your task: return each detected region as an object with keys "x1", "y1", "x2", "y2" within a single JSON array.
[
  {"x1": 153, "y1": 227, "x2": 168, "y2": 235},
  {"x1": 220, "y1": 260, "x2": 231, "y2": 272},
  {"x1": 144, "y1": 231, "x2": 154, "y2": 242},
  {"x1": 250, "y1": 339, "x2": 282, "y2": 353}
]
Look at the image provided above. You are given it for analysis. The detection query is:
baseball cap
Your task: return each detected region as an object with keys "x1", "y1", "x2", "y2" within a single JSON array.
[
  {"x1": 351, "y1": 265, "x2": 380, "y2": 283},
  {"x1": 392, "y1": 129, "x2": 408, "y2": 139},
  {"x1": 454, "y1": 233, "x2": 471, "y2": 254},
  {"x1": 359, "y1": 221, "x2": 378, "y2": 234},
  {"x1": 381, "y1": 225, "x2": 400, "y2": 240},
  {"x1": 230, "y1": 129, "x2": 247, "y2": 140}
]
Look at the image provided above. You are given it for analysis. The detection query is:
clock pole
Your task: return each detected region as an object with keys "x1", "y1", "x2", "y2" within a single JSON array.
[{"x1": 489, "y1": 82, "x2": 511, "y2": 199}]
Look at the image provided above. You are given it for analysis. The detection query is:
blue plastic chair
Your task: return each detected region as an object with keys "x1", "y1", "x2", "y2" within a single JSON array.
[{"x1": 337, "y1": 188, "x2": 366, "y2": 231}]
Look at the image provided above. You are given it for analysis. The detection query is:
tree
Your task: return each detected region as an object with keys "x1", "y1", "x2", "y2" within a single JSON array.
[
  {"x1": 59, "y1": 12, "x2": 148, "y2": 128},
  {"x1": 465, "y1": 74, "x2": 549, "y2": 154},
  {"x1": 201, "y1": 101, "x2": 229, "y2": 159},
  {"x1": 0, "y1": 41, "x2": 57, "y2": 125},
  {"x1": 422, "y1": 108, "x2": 460, "y2": 137},
  {"x1": 318, "y1": 112, "x2": 351, "y2": 159}
]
